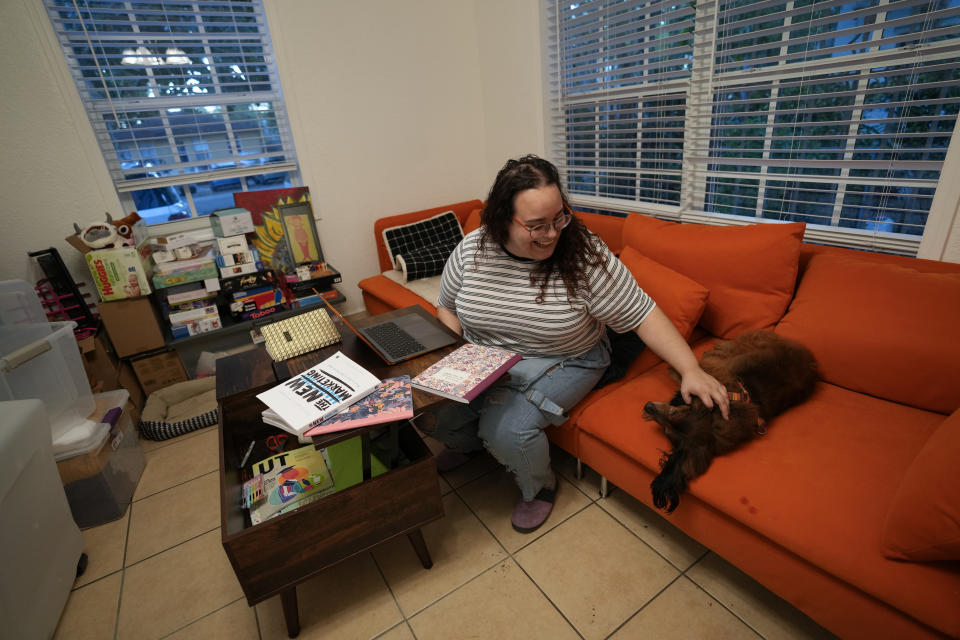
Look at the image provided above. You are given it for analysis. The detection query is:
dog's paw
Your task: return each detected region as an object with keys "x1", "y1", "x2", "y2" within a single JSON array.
[{"x1": 650, "y1": 476, "x2": 681, "y2": 513}]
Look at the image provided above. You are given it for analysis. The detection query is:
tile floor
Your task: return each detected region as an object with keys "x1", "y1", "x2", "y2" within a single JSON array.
[{"x1": 53, "y1": 425, "x2": 840, "y2": 640}]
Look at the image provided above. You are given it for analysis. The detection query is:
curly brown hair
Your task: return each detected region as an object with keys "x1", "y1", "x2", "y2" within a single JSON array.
[{"x1": 479, "y1": 155, "x2": 606, "y2": 303}]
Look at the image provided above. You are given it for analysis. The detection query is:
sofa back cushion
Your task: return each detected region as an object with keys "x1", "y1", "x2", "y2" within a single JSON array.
[
  {"x1": 776, "y1": 252, "x2": 960, "y2": 414},
  {"x1": 575, "y1": 211, "x2": 626, "y2": 254},
  {"x1": 881, "y1": 409, "x2": 960, "y2": 562},
  {"x1": 463, "y1": 208, "x2": 482, "y2": 234},
  {"x1": 618, "y1": 246, "x2": 709, "y2": 341},
  {"x1": 622, "y1": 213, "x2": 805, "y2": 338}
]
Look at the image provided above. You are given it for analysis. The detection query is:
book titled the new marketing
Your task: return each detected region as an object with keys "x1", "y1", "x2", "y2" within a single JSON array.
[
  {"x1": 257, "y1": 351, "x2": 380, "y2": 435},
  {"x1": 303, "y1": 376, "x2": 414, "y2": 437},
  {"x1": 410, "y1": 343, "x2": 522, "y2": 403}
]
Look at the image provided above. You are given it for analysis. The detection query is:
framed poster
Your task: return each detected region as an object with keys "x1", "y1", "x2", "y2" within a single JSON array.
[{"x1": 278, "y1": 202, "x2": 323, "y2": 265}]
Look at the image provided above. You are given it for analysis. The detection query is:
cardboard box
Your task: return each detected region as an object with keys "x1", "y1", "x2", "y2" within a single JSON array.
[
  {"x1": 152, "y1": 228, "x2": 214, "y2": 250},
  {"x1": 77, "y1": 331, "x2": 120, "y2": 393},
  {"x1": 219, "y1": 261, "x2": 260, "y2": 278},
  {"x1": 216, "y1": 235, "x2": 248, "y2": 254},
  {"x1": 98, "y1": 297, "x2": 166, "y2": 358},
  {"x1": 130, "y1": 350, "x2": 188, "y2": 395},
  {"x1": 116, "y1": 361, "x2": 145, "y2": 409},
  {"x1": 210, "y1": 207, "x2": 254, "y2": 237},
  {"x1": 151, "y1": 263, "x2": 219, "y2": 290},
  {"x1": 65, "y1": 234, "x2": 92, "y2": 254},
  {"x1": 85, "y1": 247, "x2": 152, "y2": 301}
]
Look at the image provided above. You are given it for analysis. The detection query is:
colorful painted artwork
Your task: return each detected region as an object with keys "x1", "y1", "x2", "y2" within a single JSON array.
[{"x1": 233, "y1": 187, "x2": 313, "y2": 271}]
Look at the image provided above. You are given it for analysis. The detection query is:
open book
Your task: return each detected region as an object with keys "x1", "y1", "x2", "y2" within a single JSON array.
[
  {"x1": 410, "y1": 343, "x2": 522, "y2": 403},
  {"x1": 257, "y1": 351, "x2": 380, "y2": 435}
]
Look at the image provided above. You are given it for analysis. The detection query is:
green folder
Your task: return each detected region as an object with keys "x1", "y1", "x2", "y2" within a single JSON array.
[{"x1": 324, "y1": 435, "x2": 389, "y2": 491}]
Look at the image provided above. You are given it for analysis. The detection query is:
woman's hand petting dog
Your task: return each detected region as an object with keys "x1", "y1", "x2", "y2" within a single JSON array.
[
  {"x1": 677, "y1": 366, "x2": 730, "y2": 420},
  {"x1": 643, "y1": 331, "x2": 818, "y2": 514}
]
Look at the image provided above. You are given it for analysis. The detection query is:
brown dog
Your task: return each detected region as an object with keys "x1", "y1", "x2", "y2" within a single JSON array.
[{"x1": 643, "y1": 330, "x2": 818, "y2": 513}]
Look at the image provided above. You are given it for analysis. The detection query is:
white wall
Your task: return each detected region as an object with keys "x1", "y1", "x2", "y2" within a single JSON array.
[
  {"x1": 265, "y1": 0, "x2": 547, "y2": 313},
  {"x1": 472, "y1": 0, "x2": 548, "y2": 179},
  {"x1": 0, "y1": 0, "x2": 123, "y2": 290}
]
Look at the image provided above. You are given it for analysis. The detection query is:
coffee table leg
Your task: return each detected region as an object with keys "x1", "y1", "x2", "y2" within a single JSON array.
[
  {"x1": 280, "y1": 587, "x2": 300, "y2": 638},
  {"x1": 407, "y1": 529, "x2": 433, "y2": 569}
]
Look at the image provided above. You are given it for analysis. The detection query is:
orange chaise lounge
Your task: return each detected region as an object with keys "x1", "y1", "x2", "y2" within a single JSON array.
[{"x1": 358, "y1": 201, "x2": 960, "y2": 640}]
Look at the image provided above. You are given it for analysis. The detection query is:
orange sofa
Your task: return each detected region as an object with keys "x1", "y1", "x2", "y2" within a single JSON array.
[{"x1": 358, "y1": 202, "x2": 960, "y2": 640}]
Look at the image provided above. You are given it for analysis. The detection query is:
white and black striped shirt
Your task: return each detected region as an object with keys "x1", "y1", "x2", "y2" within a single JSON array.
[{"x1": 437, "y1": 229, "x2": 654, "y2": 358}]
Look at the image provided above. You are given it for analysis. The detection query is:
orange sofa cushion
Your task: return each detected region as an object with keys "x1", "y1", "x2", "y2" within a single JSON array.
[
  {"x1": 463, "y1": 208, "x2": 482, "y2": 234},
  {"x1": 575, "y1": 211, "x2": 626, "y2": 254},
  {"x1": 881, "y1": 409, "x2": 960, "y2": 562},
  {"x1": 618, "y1": 246, "x2": 708, "y2": 340},
  {"x1": 776, "y1": 252, "x2": 960, "y2": 414},
  {"x1": 357, "y1": 275, "x2": 436, "y2": 315},
  {"x1": 622, "y1": 214, "x2": 805, "y2": 338}
]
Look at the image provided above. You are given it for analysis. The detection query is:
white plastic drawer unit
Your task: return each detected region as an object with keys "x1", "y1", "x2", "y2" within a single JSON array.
[{"x1": 0, "y1": 320, "x2": 95, "y2": 441}]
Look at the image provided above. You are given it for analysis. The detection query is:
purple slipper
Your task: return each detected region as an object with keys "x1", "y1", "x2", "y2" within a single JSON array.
[
  {"x1": 434, "y1": 448, "x2": 476, "y2": 473},
  {"x1": 511, "y1": 487, "x2": 557, "y2": 533}
]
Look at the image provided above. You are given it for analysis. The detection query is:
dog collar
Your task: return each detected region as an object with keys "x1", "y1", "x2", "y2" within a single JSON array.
[{"x1": 728, "y1": 383, "x2": 767, "y2": 434}]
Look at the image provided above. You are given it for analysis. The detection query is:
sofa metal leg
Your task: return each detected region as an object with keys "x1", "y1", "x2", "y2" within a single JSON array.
[
  {"x1": 600, "y1": 476, "x2": 609, "y2": 498},
  {"x1": 575, "y1": 458, "x2": 583, "y2": 479}
]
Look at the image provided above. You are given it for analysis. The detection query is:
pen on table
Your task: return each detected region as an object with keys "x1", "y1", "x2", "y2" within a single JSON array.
[{"x1": 239, "y1": 439, "x2": 256, "y2": 468}]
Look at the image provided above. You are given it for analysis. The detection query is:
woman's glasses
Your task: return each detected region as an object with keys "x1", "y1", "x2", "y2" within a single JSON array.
[{"x1": 513, "y1": 212, "x2": 573, "y2": 239}]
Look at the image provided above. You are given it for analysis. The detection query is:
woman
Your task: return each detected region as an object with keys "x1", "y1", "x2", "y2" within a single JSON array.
[{"x1": 429, "y1": 155, "x2": 728, "y2": 533}]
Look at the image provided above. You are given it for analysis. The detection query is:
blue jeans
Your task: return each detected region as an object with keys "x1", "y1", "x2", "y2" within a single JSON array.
[{"x1": 428, "y1": 337, "x2": 611, "y2": 501}]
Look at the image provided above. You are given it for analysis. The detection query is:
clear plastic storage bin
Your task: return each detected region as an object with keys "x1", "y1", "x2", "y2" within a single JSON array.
[
  {"x1": 0, "y1": 279, "x2": 47, "y2": 325},
  {"x1": 57, "y1": 389, "x2": 145, "y2": 528},
  {"x1": 0, "y1": 320, "x2": 95, "y2": 442}
]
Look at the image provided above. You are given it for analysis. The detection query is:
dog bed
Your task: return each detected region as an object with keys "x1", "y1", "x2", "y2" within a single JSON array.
[{"x1": 139, "y1": 377, "x2": 218, "y2": 441}]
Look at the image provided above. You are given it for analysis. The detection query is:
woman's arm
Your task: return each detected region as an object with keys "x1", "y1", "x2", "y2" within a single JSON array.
[
  {"x1": 437, "y1": 305, "x2": 463, "y2": 337},
  {"x1": 634, "y1": 307, "x2": 729, "y2": 419}
]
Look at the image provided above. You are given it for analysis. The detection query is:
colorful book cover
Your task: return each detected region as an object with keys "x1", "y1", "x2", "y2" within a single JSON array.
[
  {"x1": 304, "y1": 376, "x2": 414, "y2": 436},
  {"x1": 248, "y1": 444, "x2": 336, "y2": 525},
  {"x1": 256, "y1": 351, "x2": 381, "y2": 433},
  {"x1": 411, "y1": 343, "x2": 522, "y2": 403}
]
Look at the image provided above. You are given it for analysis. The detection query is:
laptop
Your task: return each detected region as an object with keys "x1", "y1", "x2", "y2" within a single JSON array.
[{"x1": 318, "y1": 295, "x2": 459, "y2": 365}]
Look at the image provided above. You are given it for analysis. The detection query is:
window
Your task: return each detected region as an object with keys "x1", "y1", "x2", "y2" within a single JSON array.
[
  {"x1": 547, "y1": 0, "x2": 960, "y2": 254},
  {"x1": 44, "y1": 0, "x2": 299, "y2": 225}
]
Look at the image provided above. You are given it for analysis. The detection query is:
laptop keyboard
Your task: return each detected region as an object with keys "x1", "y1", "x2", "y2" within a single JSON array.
[{"x1": 364, "y1": 321, "x2": 426, "y2": 360}]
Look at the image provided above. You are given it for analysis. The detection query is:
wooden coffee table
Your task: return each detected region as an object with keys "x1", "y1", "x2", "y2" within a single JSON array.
[{"x1": 216, "y1": 321, "x2": 456, "y2": 637}]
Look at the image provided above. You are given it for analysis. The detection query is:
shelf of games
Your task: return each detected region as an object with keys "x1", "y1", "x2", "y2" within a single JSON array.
[{"x1": 136, "y1": 188, "x2": 341, "y2": 348}]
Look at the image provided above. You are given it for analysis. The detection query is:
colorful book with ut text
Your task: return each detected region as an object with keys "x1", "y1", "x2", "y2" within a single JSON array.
[
  {"x1": 247, "y1": 444, "x2": 336, "y2": 525},
  {"x1": 304, "y1": 376, "x2": 414, "y2": 436},
  {"x1": 410, "y1": 343, "x2": 522, "y2": 403}
]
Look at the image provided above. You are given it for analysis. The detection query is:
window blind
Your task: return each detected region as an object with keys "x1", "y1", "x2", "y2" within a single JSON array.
[
  {"x1": 44, "y1": 0, "x2": 298, "y2": 206},
  {"x1": 548, "y1": 0, "x2": 960, "y2": 253},
  {"x1": 550, "y1": 0, "x2": 696, "y2": 207}
]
